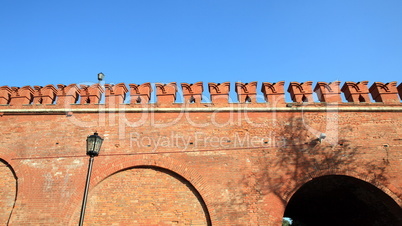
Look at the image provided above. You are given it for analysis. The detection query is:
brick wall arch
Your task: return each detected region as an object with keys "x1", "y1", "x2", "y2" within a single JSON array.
[
  {"x1": 283, "y1": 173, "x2": 402, "y2": 225},
  {"x1": 2, "y1": 80, "x2": 402, "y2": 224},
  {"x1": 0, "y1": 158, "x2": 17, "y2": 225},
  {"x1": 68, "y1": 154, "x2": 216, "y2": 225},
  {"x1": 283, "y1": 168, "x2": 402, "y2": 207}
]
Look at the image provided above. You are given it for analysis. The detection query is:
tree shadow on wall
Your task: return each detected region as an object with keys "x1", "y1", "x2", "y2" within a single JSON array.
[{"x1": 238, "y1": 116, "x2": 392, "y2": 225}]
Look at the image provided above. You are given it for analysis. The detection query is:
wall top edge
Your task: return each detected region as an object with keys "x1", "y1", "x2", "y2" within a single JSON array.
[
  {"x1": 1, "y1": 81, "x2": 402, "y2": 106},
  {"x1": 1, "y1": 105, "x2": 402, "y2": 114}
]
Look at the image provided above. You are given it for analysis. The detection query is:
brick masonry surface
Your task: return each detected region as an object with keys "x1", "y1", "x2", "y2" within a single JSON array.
[{"x1": 0, "y1": 81, "x2": 401, "y2": 225}]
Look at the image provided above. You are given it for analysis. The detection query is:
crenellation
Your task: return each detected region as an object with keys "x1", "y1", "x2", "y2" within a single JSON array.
[
  {"x1": 56, "y1": 84, "x2": 80, "y2": 105},
  {"x1": 261, "y1": 81, "x2": 285, "y2": 106},
  {"x1": 0, "y1": 81, "x2": 400, "y2": 107},
  {"x1": 79, "y1": 84, "x2": 104, "y2": 104},
  {"x1": 287, "y1": 82, "x2": 313, "y2": 102},
  {"x1": 314, "y1": 81, "x2": 342, "y2": 103},
  {"x1": 235, "y1": 82, "x2": 257, "y2": 103},
  {"x1": 208, "y1": 82, "x2": 230, "y2": 103},
  {"x1": 33, "y1": 86, "x2": 43, "y2": 104},
  {"x1": 129, "y1": 83, "x2": 152, "y2": 104},
  {"x1": 369, "y1": 82, "x2": 400, "y2": 103},
  {"x1": 105, "y1": 83, "x2": 128, "y2": 105},
  {"x1": 33, "y1": 85, "x2": 57, "y2": 105},
  {"x1": 155, "y1": 82, "x2": 177, "y2": 103},
  {"x1": 0, "y1": 86, "x2": 12, "y2": 105},
  {"x1": 10, "y1": 86, "x2": 34, "y2": 106},
  {"x1": 181, "y1": 82, "x2": 203, "y2": 103},
  {"x1": 341, "y1": 81, "x2": 370, "y2": 103}
]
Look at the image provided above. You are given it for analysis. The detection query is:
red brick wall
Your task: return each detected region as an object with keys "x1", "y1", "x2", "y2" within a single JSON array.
[{"x1": 0, "y1": 81, "x2": 401, "y2": 225}]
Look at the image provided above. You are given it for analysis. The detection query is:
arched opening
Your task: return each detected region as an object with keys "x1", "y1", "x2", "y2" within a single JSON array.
[
  {"x1": 82, "y1": 166, "x2": 211, "y2": 225},
  {"x1": 0, "y1": 159, "x2": 17, "y2": 225},
  {"x1": 284, "y1": 175, "x2": 402, "y2": 226}
]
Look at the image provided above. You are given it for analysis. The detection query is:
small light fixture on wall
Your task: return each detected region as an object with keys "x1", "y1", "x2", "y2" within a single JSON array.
[{"x1": 318, "y1": 133, "x2": 326, "y2": 143}]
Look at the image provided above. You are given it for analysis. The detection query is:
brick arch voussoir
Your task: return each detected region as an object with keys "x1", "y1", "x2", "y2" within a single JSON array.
[
  {"x1": 283, "y1": 168, "x2": 402, "y2": 207},
  {"x1": 0, "y1": 157, "x2": 17, "y2": 179},
  {"x1": 67, "y1": 154, "x2": 217, "y2": 225},
  {"x1": 0, "y1": 153, "x2": 21, "y2": 194}
]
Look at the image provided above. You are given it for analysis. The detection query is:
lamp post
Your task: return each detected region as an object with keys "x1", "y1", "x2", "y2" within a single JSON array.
[
  {"x1": 97, "y1": 72, "x2": 105, "y2": 103},
  {"x1": 79, "y1": 132, "x2": 104, "y2": 226}
]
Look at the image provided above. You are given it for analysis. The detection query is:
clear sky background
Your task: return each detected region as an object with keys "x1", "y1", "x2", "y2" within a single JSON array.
[{"x1": 1, "y1": 0, "x2": 401, "y2": 90}]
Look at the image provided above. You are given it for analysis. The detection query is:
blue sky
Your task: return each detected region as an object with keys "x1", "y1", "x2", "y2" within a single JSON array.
[{"x1": 1, "y1": 0, "x2": 401, "y2": 89}]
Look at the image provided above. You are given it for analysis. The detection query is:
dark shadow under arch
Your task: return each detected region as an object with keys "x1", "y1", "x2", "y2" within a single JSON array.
[
  {"x1": 94, "y1": 165, "x2": 212, "y2": 226},
  {"x1": 284, "y1": 175, "x2": 402, "y2": 226}
]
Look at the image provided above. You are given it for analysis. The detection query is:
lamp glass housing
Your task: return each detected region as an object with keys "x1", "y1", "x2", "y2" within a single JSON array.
[
  {"x1": 86, "y1": 132, "x2": 104, "y2": 156},
  {"x1": 97, "y1": 72, "x2": 105, "y2": 81}
]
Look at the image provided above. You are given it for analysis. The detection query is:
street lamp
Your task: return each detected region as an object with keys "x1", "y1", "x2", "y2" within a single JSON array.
[
  {"x1": 97, "y1": 72, "x2": 105, "y2": 82},
  {"x1": 79, "y1": 132, "x2": 104, "y2": 226}
]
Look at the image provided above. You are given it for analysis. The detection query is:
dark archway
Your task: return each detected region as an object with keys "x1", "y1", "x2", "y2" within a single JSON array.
[{"x1": 284, "y1": 175, "x2": 402, "y2": 226}]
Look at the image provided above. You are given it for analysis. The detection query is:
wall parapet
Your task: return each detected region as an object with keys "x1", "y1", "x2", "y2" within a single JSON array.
[{"x1": 0, "y1": 81, "x2": 400, "y2": 107}]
